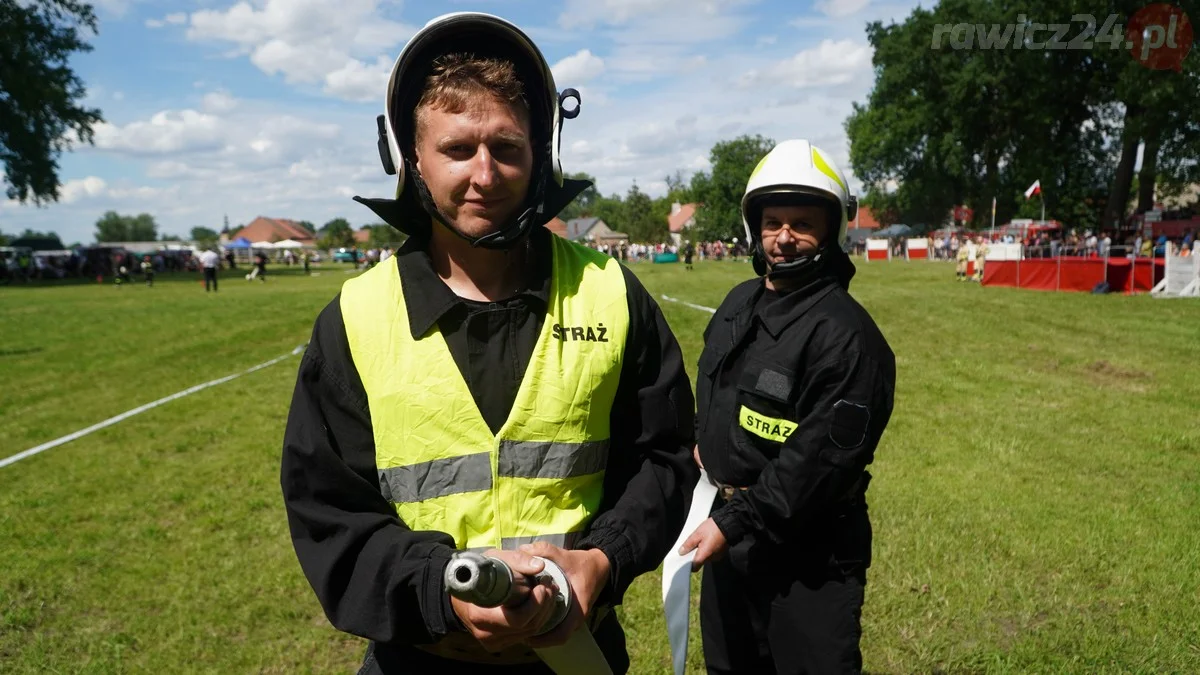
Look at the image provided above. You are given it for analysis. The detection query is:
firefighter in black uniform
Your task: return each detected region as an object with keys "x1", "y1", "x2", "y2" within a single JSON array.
[
  {"x1": 279, "y1": 12, "x2": 697, "y2": 675},
  {"x1": 679, "y1": 139, "x2": 896, "y2": 674}
]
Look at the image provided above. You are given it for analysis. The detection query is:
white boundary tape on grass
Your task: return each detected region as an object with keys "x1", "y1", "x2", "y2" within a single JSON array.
[
  {"x1": 659, "y1": 294, "x2": 717, "y2": 314},
  {"x1": 0, "y1": 344, "x2": 308, "y2": 470}
]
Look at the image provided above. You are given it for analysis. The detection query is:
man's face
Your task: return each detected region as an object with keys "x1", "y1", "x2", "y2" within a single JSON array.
[
  {"x1": 413, "y1": 95, "x2": 534, "y2": 239},
  {"x1": 759, "y1": 204, "x2": 831, "y2": 265}
]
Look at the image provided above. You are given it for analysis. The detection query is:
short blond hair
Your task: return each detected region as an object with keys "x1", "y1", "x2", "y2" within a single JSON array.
[{"x1": 413, "y1": 53, "x2": 529, "y2": 143}]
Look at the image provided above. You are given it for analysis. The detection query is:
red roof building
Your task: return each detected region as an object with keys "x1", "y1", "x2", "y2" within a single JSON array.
[
  {"x1": 849, "y1": 205, "x2": 880, "y2": 230},
  {"x1": 234, "y1": 217, "x2": 316, "y2": 243},
  {"x1": 668, "y1": 203, "x2": 699, "y2": 233},
  {"x1": 544, "y1": 217, "x2": 568, "y2": 238}
]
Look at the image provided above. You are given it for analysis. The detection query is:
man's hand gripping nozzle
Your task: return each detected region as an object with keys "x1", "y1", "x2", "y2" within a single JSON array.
[{"x1": 444, "y1": 551, "x2": 571, "y2": 635}]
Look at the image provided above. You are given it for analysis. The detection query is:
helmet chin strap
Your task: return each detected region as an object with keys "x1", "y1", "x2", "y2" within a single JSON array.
[
  {"x1": 407, "y1": 157, "x2": 548, "y2": 250},
  {"x1": 751, "y1": 236, "x2": 828, "y2": 285}
]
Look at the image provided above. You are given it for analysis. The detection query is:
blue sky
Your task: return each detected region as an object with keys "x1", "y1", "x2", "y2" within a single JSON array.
[{"x1": 1, "y1": 0, "x2": 923, "y2": 244}]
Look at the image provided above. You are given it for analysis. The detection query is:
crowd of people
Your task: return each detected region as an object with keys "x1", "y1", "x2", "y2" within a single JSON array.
[
  {"x1": 0, "y1": 247, "x2": 202, "y2": 284},
  {"x1": 576, "y1": 239, "x2": 748, "y2": 264},
  {"x1": 910, "y1": 228, "x2": 1197, "y2": 261}
]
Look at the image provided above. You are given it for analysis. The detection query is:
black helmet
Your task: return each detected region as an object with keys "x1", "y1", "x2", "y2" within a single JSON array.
[{"x1": 354, "y1": 12, "x2": 589, "y2": 249}]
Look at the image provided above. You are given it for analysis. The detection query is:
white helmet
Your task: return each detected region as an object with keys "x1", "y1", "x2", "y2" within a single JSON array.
[
  {"x1": 740, "y1": 139, "x2": 857, "y2": 275},
  {"x1": 355, "y1": 12, "x2": 587, "y2": 249}
]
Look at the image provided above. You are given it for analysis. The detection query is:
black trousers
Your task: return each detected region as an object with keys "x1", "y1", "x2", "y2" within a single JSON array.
[
  {"x1": 700, "y1": 512, "x2": 870, "y2": 675},
  {"x1": 203, "y1": 267, "x2": 218, "y2": 291}
]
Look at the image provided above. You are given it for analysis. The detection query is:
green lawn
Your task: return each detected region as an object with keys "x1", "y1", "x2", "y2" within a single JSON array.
[{"x1": 2, "y1": 258, "x2": 1198, "y2": 673}]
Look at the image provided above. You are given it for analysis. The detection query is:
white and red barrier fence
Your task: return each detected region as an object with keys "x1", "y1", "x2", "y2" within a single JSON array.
[
  {"x1": 865, "y1": 238, "x2": 890, "y2": 261},
  {"x1": 904, "y1": 238, "x2": 929, "y2": 260}
]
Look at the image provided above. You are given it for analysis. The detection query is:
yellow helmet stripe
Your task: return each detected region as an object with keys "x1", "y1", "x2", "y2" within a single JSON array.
[
  {"x1": 811, "y1": 148, "x2": 847, "y2": 194},
  {"x1": 749, "y1": 154, "x2": 769, "y2": 181}
]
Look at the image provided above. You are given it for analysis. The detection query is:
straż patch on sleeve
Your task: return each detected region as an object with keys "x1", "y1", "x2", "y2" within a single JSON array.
[{"x1": 829, "y1": 400, "x2": 870, "y2": 449}]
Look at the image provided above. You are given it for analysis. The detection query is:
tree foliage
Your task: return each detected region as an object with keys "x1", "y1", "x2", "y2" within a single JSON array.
[
  {"x1": 846, "y1": 0, "x2": 1200, "y2": 233},
  {"x1": 0, "y1": 0, "x2": 104, "y2": 204},
  {"x1": 556, "y1": 172, "x2": 601, "y2": 222},
  {"x1": 190, "y1": 227, "x2": 219, "y2": 246},
  {"x1": 8, "y1": 228, "x2": 64, "y2": 249},
  {"x1": 619, "y1": 181, "x2": 670, "y2": 243},
  {"x1": 364, "y1": 223, "x2": 404, "y2": 248},
  {"x1": 689, "y1": 134, "x2": 775, "y2": 241},
  {"x1": 319, "y1": 217, "x2": 355, "y2": 249},
  {"x1": 95, "y1": 211, "x2": 158, "y2": 242}
]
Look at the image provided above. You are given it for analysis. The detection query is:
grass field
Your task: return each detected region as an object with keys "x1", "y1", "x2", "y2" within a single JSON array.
[{"x1": 2, "y1": 258, "x2": 1198, "y2": 674}]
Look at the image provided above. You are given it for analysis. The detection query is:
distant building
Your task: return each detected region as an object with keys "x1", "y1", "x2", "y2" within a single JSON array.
[
  {"x1": 667, "y1": 202, "x2": 699, "y2": 246},
  {"x1": 544, "y1": 217, "x2": 568, "y2": 238},
  {"x1": 566, "y1": 217, "x2": 628, "y2": 246},
  {"x1": 233, "y1": 217, "x2": 316, "y2": 245},
  {"x1": 849, "y1": 205, "x2": 880, "y2": 230}
]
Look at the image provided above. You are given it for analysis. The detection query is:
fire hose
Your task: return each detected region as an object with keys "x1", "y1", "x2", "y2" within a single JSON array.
[{"x1": 445, "y1": 551, "x2": 613, "y2": 675}]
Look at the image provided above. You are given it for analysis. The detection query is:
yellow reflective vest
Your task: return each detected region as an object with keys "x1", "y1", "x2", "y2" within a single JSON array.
[{"x1": 340, "y1": 235, "x2": 628, "y2": 551}]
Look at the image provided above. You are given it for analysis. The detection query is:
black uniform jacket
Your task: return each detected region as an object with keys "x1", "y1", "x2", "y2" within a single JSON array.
[
  {"x1": 279, "y1": 226, "x2": 697, "y2": 667},
  {"x1": 695, "y1": 249, "x2": 895, "y2": 567}
]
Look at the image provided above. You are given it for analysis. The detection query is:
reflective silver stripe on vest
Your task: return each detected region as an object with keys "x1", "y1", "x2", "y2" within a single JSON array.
[
  {"x1": 378, "y1": 452, "x2": 492, "y2": 503},
  {"x1": 497, "y1": 440, "x2": 609, "y2": 480},
  {"x1": 461, "y1": 533, "x2": 583, "y2": 554},
  {"x1": 501, "y1": 532, "x2": 583, "y2": 550}
]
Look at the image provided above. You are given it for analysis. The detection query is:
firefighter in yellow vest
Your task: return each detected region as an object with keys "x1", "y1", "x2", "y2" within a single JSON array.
[
  {"x1": 280, "y1": 13, "x2": 698, "y2": 675},
  {"x1": 955, "y1": 237, "x2": 969, "y2": 281},
  {"x1": 974, "y1": 236, "x2": 989, "y2": 282}
]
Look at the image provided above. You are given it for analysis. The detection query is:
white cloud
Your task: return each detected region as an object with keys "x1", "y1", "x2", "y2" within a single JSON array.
[
  {"x1": 202, "y1": 91, "x2": 237, "y2": 114},
  {"x1": 552, "y1": 50, "x2": 606, "y2": 85},
  {"x1": 557, "y1": 0, "x2": 749, "y2": 29},
  {"x1": 166, "y1": 12, "x2": 187, "y2": 25},
  {"x1": 146, "y1": 18, "x2": 165, "y2": 28},
  {"x1": 739, "y1": 40, "x2": 873, "y2": 89},
  {"x1": 90, "y1": 0, "x2": 140, "y2": 16},
  {"x1": 60, "y1": 177, "x2": 108, "y2": 203},
  {"x1": 93, "y1": 110, "x2": 226, "y2": 155},
  {"x1": 324, "y1": 56, "x2": 392, "y2": 102},
  {"x1": 185, "y1": 0, "x2": 415, "y2": 100},
  {"x1": 815, "y1": 0, "x2": 873, "y2": 17}
]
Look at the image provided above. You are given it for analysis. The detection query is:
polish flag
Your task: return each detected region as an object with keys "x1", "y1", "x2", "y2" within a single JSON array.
[{"x1": 1024, "y1": 180, "x2": 1042, "y2": 199}]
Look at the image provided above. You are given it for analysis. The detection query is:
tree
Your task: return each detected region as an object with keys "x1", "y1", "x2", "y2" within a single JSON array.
[
  {"x1": 846, "y1": 0, "x2": 1200, "y2": 234},
  {"x1": 556, "y1": 172, "x2": 600, "y2": 222},
  {"x1": 95, "y1": 211, "x2": 128, "y2": 242},
  {"x1": 590, "y1": 194, "x2": 625, "y2": 235},
  {"x1": 191, "y1": 227, "x2": 219, "y2": 246},
  {"x1": 319, "y1": 217, "x2": 355, "y2": 249},
  {"x1": 298, "y1": 220, "x2": 317, "y2": 234},
  {"x1": 95, "y1": 211, "x2": 158, "y2": 242},
  {"x1": 664, "y1": 170, "x2": 693, "y2": 205},
  {"x1": 690, "y1": 134, "x2": 775, "y2": 241},
  {"x1": 129, "y1": 213, "x2": 157, "y2": 241},
  {"x1": 9, "y1": 228, "x2": 64, "y2": 249},
  {"x1": 365, "y1": 223, "x2": 403, "y2": 249},
  {"x1": 159, "y1": 233, "x2": 181, "y2": 242},
  {"x1": 620, "y1": 182, "x2": 668, "y2": 243},
  {"x1": 0, "y1": 0, "x2": 104, "y2": 204},
  {"x1": 0, "y1": 231, "x2": 8, "y2": 245}
]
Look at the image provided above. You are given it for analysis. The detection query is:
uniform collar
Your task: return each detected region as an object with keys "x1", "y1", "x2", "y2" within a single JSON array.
[
  {"x1": 396, "y1": 226, "x2": 553, "y2": 339},
  {"x1": 755, "y1": 249, "x2": 856, "y2": 339}
]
